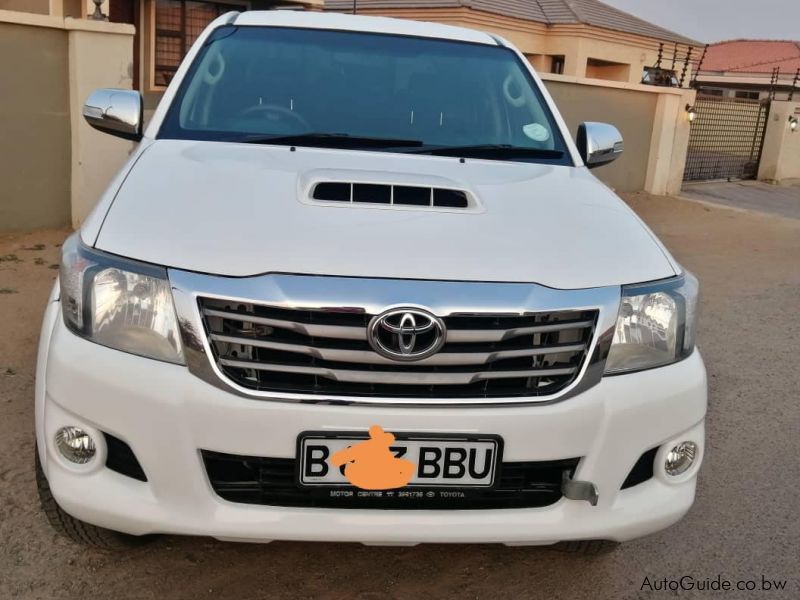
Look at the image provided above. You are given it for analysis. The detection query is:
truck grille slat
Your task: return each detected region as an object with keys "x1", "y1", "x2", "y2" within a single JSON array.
[
  {"x1": 199, "y1": 298, "x2": 598, "y2": 398},
  {"x1": 202, "y1": 308, "x2": 367, "y2": 340},
  {"x1": 202, "y1": 307, "x2": 594, "y2": 344},
  {"x1": 209, "y1": 332, "x2": 586, "y2": 366},
  {"x1": 447, "y1": 319, "x2": 596, "y2": 343},
  {"x1": 217, "y1": 357, "x2": 578, "y2": 384}
]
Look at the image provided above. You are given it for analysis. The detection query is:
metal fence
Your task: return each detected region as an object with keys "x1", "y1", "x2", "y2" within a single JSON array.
[{"x1": 684, "y1": 96, "x2": 770, "y2": 182}]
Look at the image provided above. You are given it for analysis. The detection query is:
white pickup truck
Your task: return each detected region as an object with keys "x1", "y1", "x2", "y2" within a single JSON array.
[{"x1": 35, "y1": 10, "x2": 705, "y2": 553}]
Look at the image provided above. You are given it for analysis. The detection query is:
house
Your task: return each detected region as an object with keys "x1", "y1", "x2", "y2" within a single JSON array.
[
  {"x1": 108, "y1": 0, "x2": 701, "y2": 95},
  {"x1": 2, "y1": 0, "x2": 699, "y2": 103},
  {"x1": 694, "y1": 40, "x2": 800, "y2": 100},
  {"x1": 326, "y1": 0, "x2": 701, "y2": 85}
]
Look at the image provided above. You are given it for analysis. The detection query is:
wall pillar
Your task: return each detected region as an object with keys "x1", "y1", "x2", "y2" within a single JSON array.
[
  {"x1": 570, "y1": 40, "x2": 588, "y2": 79},
  {"x1": 644, "y1": 87, "x2": 695, "y2": 196},
  {"x1": 758, "y1": 101, "x2": 800, "y2": 183},
  {"x1": 66, "y1": 18, "x2": 135, "y2": 227}
]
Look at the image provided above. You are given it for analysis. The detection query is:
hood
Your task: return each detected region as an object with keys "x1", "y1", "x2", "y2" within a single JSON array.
[{"x1": 94, "y1": 140, "x2": 676, "y2": 289}]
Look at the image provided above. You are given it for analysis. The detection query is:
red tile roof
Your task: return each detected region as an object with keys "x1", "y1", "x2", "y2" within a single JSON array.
[{"x1": 701, "y1": 40, "x2": 800, "y2": 74}]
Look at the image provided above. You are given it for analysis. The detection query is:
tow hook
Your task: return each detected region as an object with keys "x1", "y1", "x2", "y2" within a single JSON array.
[{"x1": 562, "y1": 471, "x2": 599, "y2": 506}]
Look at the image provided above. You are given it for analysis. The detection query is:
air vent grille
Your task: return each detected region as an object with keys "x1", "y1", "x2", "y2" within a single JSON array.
[
  {"x1": 202, "y1": 451, "x2": 580, "y2": 509},
  {"x1": 312, "y1": 182, "x2": 470, "y2": 209}
]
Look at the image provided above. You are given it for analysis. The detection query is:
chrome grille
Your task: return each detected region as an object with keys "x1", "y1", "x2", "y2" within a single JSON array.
[{"x1": 198, "y1": 299, "x2": 598, "y2": 398}]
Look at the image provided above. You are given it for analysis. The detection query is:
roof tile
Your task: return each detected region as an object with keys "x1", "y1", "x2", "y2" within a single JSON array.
[
  {"x1": 700, "y1": 40, "x2": 800, "y2": 74},
  {"x1": 326, "y1": 0, "x2": 701, "y2": 45}
]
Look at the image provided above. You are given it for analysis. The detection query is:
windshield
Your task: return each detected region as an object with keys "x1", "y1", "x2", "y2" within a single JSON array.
[{"x1": 159, "y1": 26, "x2": 571, "y2": 164}]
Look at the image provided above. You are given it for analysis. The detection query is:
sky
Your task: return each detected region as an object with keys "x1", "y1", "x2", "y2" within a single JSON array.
[{"x1": 601, "y1": 0, "x2": 798, "y2": 44}]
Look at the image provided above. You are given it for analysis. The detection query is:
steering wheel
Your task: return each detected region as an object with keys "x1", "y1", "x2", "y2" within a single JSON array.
[{"x1": 239, "y1": 104, "x2": 311, "y2": 130}]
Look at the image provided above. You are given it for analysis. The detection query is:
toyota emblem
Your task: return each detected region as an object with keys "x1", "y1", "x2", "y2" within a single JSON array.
[{"x1": 368, "y1": 308, "x2": 446, "y2": 361}]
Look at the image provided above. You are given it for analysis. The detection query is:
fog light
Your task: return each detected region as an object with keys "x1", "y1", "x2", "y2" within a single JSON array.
[
  {"x1": 55, "y1": 426, "x2": 96, "y2": 464},
  {"x1": 664, "y1": 441, "x2": 697, "y2": 477}
]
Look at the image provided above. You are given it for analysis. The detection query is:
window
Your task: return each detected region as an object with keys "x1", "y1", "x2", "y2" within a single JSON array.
[
  {"x1": 641, "y1": 66, "x2": 677, "y2": 87},
  {"x1": 550, "y1": 55, "x2": 565, "y2": 75},
  {"x1": 525, "y1": 54, "x2": 546, "y2": 72},
  {"x1": 159, "y1": 27, "x2": 570, "y2": 165},
  {"x1": 154, "y1": 0, "x2": 246, "y2": 87},
  {"x1": 586, "y1": 58, "x2": 631, "y2": 82},
  {"x1": 734, "y1": 90, "x2": 761, "y2": 100}
]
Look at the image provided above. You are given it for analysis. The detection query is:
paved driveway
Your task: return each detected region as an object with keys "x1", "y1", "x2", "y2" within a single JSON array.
[
  {"x1": 1, "y1": 194, "x2": 798, "y2": 599},
  {"x1": 680, "y1": 179, "x2": 800, "y2": 219}
]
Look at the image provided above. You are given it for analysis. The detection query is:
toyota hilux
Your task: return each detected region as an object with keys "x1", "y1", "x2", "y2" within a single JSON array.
[{"x1": 35, "y1": 10, "x2": 706, "y2": 553}]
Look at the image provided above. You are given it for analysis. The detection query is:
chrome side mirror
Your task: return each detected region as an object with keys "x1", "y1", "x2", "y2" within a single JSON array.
[
  {"x1": 83, "y1": 89, "x2": 143, "y2": 141},
  {"x1": 576, "y1": 122, "x2": 623, "y2": 168}
]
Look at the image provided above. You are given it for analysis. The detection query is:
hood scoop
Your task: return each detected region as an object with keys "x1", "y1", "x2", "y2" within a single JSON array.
[{"x1": 301, "y1": 169, "x2": 483, "y2": 213}]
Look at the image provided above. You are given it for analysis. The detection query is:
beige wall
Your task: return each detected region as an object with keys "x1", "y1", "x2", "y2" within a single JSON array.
[
  {"x1": 542, "y1": 74, "x2": 694, "y2": 195},
  {"x1": 758, "y1": 101, "x2": 800, "y2": 183},
  {"x1": 0, "y1": 1, "x2": 87, "y2": 17},
  {"x1": 647, "y1": 89, "x2": 695, "y2": 195},
  {"x1": 0, "y1": 18, "x2": 71, "y2": 231},
  {"x1": 544, "y1": 78, "x2": 656, "y2": 192},
  {"x1": 0, "y1": 0, "x2": 50, "y2": 14},
  {"x1": 0, "y1": 10, "x2": 134, "y2": 232}
]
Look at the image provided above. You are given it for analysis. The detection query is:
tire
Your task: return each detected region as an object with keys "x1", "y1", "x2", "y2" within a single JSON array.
[
  {"x1": 553, "y1": 540, "x2": 621, "y2": 555},
  {"x1": 35, "y1": 448, "x2": 154, "y2": 550}
]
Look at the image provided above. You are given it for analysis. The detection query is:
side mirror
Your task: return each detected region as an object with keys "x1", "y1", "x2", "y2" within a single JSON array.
[
  {"x1": 83, "y1": 89, "x2": 143, "y2": 141},
  {"x1": 576, "y1": 122, "x2": 623, "y2": 168}
]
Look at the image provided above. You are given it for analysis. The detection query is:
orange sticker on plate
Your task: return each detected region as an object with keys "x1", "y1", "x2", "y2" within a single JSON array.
[{"x1": 330, "y1": 425, "x2": 416, "y2": 490}]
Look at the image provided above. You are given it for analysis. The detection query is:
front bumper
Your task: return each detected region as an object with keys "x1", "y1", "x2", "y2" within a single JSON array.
[{"x1": 37, "y1": 301, "x2": 707, "y2": 545}]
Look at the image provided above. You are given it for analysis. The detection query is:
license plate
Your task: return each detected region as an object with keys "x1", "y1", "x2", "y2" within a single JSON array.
[{"x1": 297, "y1": 431, "x2": 502, "y2": 488}]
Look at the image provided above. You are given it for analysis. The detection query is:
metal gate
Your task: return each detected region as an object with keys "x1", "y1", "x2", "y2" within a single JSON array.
[{"x1": 683, "y1": 96, "x2": 770, "y2": 182}]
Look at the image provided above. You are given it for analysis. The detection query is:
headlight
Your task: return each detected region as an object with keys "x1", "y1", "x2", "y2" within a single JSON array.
[
  {"x1": 60, "y1": 233, "x2": 184, "y2": 364},
  {"x1": 604, "y1": 273, "x2": 698, "y2": 374}
]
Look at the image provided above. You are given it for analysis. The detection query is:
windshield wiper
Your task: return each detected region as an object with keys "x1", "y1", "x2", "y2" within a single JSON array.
[
  {"x1": 404, "y1": 144, "x2": 564, "y2": 159},
  {"x1": 228, "y1": 132, "x2": 425, "y2": 149},
  {"x1": 225, "y1": 135, "x2": 563, "y2": 159}
]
